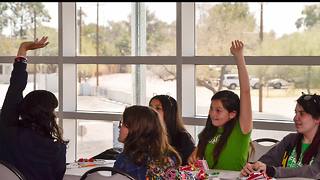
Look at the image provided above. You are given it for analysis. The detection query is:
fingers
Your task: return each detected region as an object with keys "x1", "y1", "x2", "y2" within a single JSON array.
[
  {"x1": 240, "y1": 163, "x2": 255, "y2": 176},
  {"x1": 187, "y1": 154, "x2": 196, "y2": 164},
  {"x1": 187, "y1": 150, "x2": 198, "y2": 164},
  {"x1": 254, "y1": 162, "x2": 266, "y2": 173},
  {"x1": 38, "y1": 36, "x2": 48, "y2": 44},
  {"x1": 32, "y1": 36, "x2": 49, "y2": 49},
  {"x1": 232, "y1": 40, "x2": 243, "y2": 49}
]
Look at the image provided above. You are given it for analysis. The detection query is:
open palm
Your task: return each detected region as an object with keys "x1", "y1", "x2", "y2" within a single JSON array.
[{"x1": 21, "y1": 36, "x2": 49, "y2": 51}]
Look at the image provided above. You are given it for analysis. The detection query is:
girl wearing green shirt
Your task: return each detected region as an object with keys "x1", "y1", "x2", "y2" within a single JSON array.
[{"x1": 188, "y1": 40, "x2": 253, "y2": 171}]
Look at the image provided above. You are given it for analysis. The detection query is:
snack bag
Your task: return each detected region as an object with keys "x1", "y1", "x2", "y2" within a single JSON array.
[{"x1": 246, "y1": 172, "x2": 273, "y2": 180}]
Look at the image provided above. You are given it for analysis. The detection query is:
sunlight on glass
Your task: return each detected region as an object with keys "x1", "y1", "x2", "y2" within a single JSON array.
[
  {"x1": 77, "y1": 120, "x2": 115, "y2": 159},
  {"x1": 77, "y1": 64, "x2": 132, "y2": 112},
  {"x1": 146, "y1": 65, "x2": 176, "y2": 102},
  {"x1": 0, "y1": 2, "x2": 58, "y2": 56},
  {"x1": 76, "y1": 3, "x2": 132, "y2": 56},
  {"x1": 196, "y1": 2, "x2": 320, "y2": 56},
  {"x1": 195, "y1": 65, "x2": 320, "y2": 120},
  {"x1": 77, "y1": 64, "x2": 177, "y2": 112},
  {"x1": 0, "y1": 64, "x2": 58, "y2": 108},
  {"x1": 145, "y1": 3, "x2": 176, "y2": 56}
]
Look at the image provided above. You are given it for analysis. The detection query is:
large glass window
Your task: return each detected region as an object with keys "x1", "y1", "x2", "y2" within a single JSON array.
[
  {"x1": 76, "y1": 3, "x2": 176, "y2": 56},
  {"x1": 145, "y1": 2, "x2": 176, "y2": 56},
  {"x1": 196, "y1": 65, "x2": 320, "y2": 120},
  {"x1": 77, "y1": 119, "x2": 116, "y2": 159},
  {"x1": 4, "y1": 2, "x2": 319, "y2": 162},
  {"x1": 76, "y1": 3, "x2": 132, "y2": 56},
  {"x1": 77, "y1": 64, "x2": 176, "y2": 112},
  {"x1": 0, "y1": 2, "x2": 58, "y2": 56},
  {"x1": 196, "y1": 2, "x2": 320, "y2": 56},
  {"x1": 0, "y1": 63, "x2": 58, "y2": 108}
]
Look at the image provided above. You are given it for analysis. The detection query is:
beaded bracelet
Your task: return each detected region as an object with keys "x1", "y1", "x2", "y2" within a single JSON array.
[{"x1": 14, "y1": 56, "x2": 28, "y2": 63}]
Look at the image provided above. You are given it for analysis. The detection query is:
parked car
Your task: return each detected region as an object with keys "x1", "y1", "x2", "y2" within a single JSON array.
[
  {"x1": 267, "y1": 78, "x2": 289, "y2": 89},
  {"x1": 222, "y1": 74, "x2": 260, "y2": 90}
]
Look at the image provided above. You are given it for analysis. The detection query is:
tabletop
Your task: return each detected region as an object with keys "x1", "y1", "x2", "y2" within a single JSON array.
[
  {"x1": 63, "y1": 161, "x2": 313, "y2": 180},
  {"x1": 63, "y1": 160, "x2": 115, "y2": 180}
]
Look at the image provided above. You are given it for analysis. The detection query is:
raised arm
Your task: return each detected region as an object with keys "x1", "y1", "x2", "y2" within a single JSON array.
[
  {"x1": 0, "y1": 36, "x2": 49, "y2": 127},
  {"x1": 230, "y1": 40, "x2": 252, "y2": 134}
]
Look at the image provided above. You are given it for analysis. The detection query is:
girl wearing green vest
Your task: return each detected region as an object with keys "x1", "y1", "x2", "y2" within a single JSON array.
[
  {"x1": 241, "y1": 93, "x2": 320, "y2": 179},
  {"x1": 188, "y1": 40, "x2": 253, "y2": 171}
]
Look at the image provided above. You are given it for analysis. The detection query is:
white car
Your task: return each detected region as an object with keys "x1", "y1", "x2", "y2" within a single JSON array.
[
  {"x1": 267, "y1": 78, "x2": 289, "y2": 89},
  {"x1": 222, "y1": 74, "x2": 260, "y2": 90}
]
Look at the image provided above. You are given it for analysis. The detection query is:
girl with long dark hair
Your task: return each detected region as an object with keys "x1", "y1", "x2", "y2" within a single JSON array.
[
  {"x1": 149, "y1": 95, "x2": 195, "y2": 165},
  {"x1": 0, "y1": 37, "x2": 68, "y2": 180},
  {"x1": 188, "y1": 40, "x2": 253, "y2": 171}
]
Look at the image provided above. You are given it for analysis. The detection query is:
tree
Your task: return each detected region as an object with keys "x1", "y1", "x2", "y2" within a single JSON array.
[
  {"x1": 196, "y1": 3, "x2": 258, "y2": 93},
  {"x1": 0, "y1": 3, "x2": 9, "y2": 33},
  {"x1": 295, "y1": 4, "x2": 320, "y2": 29},
  {"x1": 7, "y1": 2, "x2": 50, "y2": 39}
]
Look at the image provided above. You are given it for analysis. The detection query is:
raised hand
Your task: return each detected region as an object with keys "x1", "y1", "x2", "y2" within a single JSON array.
[
  {"x1": 230, "y1": 40, "x2": 244, "y2": 58},
  {"x1": 17, "y1": 36, "x2": 49, "y2": 57}
]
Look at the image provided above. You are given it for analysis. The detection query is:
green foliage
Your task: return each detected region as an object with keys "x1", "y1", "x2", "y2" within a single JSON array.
[
  {"x1": 6, "y1": 2, "x2": 50, "y2": 38},
  {"x1": 197, "y1": 2, "x2": 258, "y2": 56},
  {"x1": 1, "y1": 2, "x2": 320, "y2": 90},
  {"x1": 146, "y1": 10, "x2": 175, "y2": 55},
  {"x1": 295, "y1": 4, "x2": 320, "y2": 29}
]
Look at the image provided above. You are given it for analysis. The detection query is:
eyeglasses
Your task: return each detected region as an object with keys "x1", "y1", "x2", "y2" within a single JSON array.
[
  {"x1": 118, "y1": 120, "x2": 127, "y2": 128},
  {"x1": 118, "y1": 120, "x2": 123, "y2": 128}
]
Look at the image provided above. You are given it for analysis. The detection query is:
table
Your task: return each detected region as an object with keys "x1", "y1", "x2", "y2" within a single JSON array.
[
  {"x1": 63, "y1": 160, "x2": 115, "y2": 180},
  {"x1": 64, "y1": 162, "x2": 313, "y2": 180},
  {"x1": 206, "y1": 169, "x2": 313, "y2": 180}
]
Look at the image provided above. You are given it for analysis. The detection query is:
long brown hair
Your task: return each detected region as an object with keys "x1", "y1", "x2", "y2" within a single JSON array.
[
  {"x1": 295, "y1": 94, "x2": 320, "y2": 164},
  {"x1": 122, "y1": 105, "x2": 181, "y2": 167},
  {"x1": 196, "y1": 90, "x2": 240, "y2": 167}
]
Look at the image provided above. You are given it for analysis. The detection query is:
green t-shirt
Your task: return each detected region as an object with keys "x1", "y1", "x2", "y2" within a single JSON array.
[
  {"x1": 287, "y1": 143, "x2": 313, "y2": 168},
  {"x1": 204, "y1": 120, "x2": 251, "y2": 171}
]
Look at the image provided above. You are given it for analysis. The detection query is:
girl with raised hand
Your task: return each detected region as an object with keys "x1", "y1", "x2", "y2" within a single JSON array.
[
  {"x1": 0, "y1": 36, "x2": 68, "y2": 180},
  {"x1": 188, "y1": 40, "x2": 253, "y2": 171}
]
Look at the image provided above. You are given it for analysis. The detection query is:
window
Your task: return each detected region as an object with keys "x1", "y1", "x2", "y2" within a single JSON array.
[
  {"x1": 0, "y1": 2, "x2": 58, "y2": 56},
  {"x1": 77, "y1": 64, "x2": 176, "y2": 112},
  {"x1": 196, "y1": 2, "x2": 320, "y2": 56},
  {"x1": 76, "y1": 3, "x2": 132, "y2": 56},
  {"x1": 2, "y1": 3, "x2": 317, "y2": 162}
]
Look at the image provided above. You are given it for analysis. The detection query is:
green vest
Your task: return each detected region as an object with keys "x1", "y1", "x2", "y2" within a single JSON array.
[{"x1": 204, "y1": 120, "x2": 251, "y2": 170}]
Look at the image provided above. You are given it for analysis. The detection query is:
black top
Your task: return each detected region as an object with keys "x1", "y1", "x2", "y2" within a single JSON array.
[
  {"x1": 172, "y1": 131, "x2": 195, "y2": 165},
  {"x1": 0, "y1": 61, "x2": 66, "y2": 180}
]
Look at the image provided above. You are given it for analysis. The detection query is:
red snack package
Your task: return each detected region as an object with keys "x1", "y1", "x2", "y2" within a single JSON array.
[
  {"x1": 195, "y1": 160, "x2": 209, "y2": 170},
  {"x1": 247, "y1": 172, "x2": 268, "y2": 180}
]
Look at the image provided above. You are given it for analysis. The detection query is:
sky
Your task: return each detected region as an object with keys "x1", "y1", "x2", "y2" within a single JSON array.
[{"x1": 42, "y1": 2, "x2": 319, "y2": 39}]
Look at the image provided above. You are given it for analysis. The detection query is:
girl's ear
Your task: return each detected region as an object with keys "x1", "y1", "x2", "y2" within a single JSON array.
[{"x1": 229, "y1": 111, "x2": 237, "y2": 120}]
